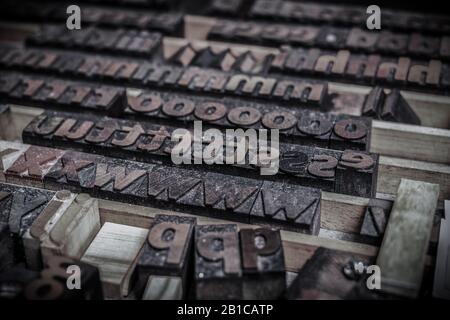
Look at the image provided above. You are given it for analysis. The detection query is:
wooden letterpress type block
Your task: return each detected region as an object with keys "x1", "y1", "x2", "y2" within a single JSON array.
[
  {"x1": 286, "y1": 247, "x2": 374, "y2": 300},
  {"x1": 377, "y1": 179, "x2": 439, "y2": 298},
  {"x1": 135, "y1": 214, "x2": 196, "y2": 299},
  {"x1": 334, "y1": 150, "x2": 378, "y2": 198},
  {"x1": 0, "y1": 74, "x2": 20, "y2": 97},
  {"x1": 5, "y1": 145, "x2": 65, "y2": 188},
  {"x1": 42, "y1": 151, "x2": 98, "y2": 193},
  {"x1": 24, "y1": 255, "x2": 103, "y2": 300},
  {"x1": 306, "y1": 147, "x2": 341, "y2": 192},
  {"x1": 82, "y1": 87, "x2": 126, "y2": 116},
  {"x1": 359, "y1": 198, "x2": 392, "y2": 244},
  {"x1": 0, "y1": 141, "x2": 30, "y2": 182},
  {"x1": 363, "y1": 87, "x2": 420, "y2": 125},
  {"x1": 63, "y1": 152, "x2": 150, "y2": 204},
  {"x1": 53, "y1": 54, "x2": 84, "y2": 75},
  {"x1": 380, "y1": 89, "x2": 421, "y2": 125},
  {"x1": 250, "y1": 181, "x2": 321, "y2": 234},
  {"x1": 201, "y1": 172, "x2": 260, "y2": 222},
  {"x1": 195, "y1": 224, "x2": 242, "y2": 300},
  {"x1": 23, "y1": 191, "x2": 101, "y2": 270},
  {"x1": 296, "y1": 111, "x2": 335, "y2": 148},
  {"x1": 239, "y1": 228, "x2": 286, "y2": 300},
  {"x1": 329, "y1": 115, "x2": 371, "y2": 151},
  {"x1": 278, "y1": 144, "x2": 336, "y2": 191},
  {"x1": 362, "y1": 86, "x2": 385, "y2": 118},
  {"x1": 0, "y1": 183, "x2": 55, "y2": 238}
]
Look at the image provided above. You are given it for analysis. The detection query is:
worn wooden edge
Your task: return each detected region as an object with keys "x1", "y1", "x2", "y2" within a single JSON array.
[
  {"x1": 378, "y1": 156, "x2": 450, "y2": 201},
  {"x1": 371, "y1": 121, "x2": 450, "y2": 164}
]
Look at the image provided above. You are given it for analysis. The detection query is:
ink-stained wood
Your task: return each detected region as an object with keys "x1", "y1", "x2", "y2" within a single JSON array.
[
  {"x1": 135, "y1": 214, "x2": 196, "y2": 298},
  {"x1": 81, "y1": 222, "x2": 148, "y2": 299},
  {"x1": 0, "y1": 1, "x2": 183, "y2": 34},
  {"x1": 240, "y1": 228, "x2": 286, "y2": 299},
  {"x1": 164, "y1": 36, "x2": 448, "y2": 94},
  {"x1": 204, "y1": 17, "x2": 450, "y2": 60},
  {"x1": 2, "y1": 140, "x2": 446, "y2": 245},
  {"x1": 194, "y1": 224, "x2": 242, "y2": 299},
  {"x1": 376, "y1": 179, "x2": 439, "y2": 298},
  {"x1": 27, "y1": 25, "x2": 163, "y2": 58},
  {"x1": 22, "y1": 111, "x2": 378, "y2": 197},
  {"x1": 0, "y1": 72, "x2": 126, "y2": 116},
  {"x1": 247, "y1": 0, "x2": 450, "y2": 34},
  {"x1": 2, "y1": 140, "x2": 325, "y2": 233},
  {"x1": 5, "y1": 145, "x2": 65, "y2": 188},
  {"x1": 1, "y1": 0, "x2": 449, "y2": 301},
  {"x1": 0, "y1": 141, "x2": 30, "y2": 182},
  {"x1": 0, "y1": 47, "x2": 329, "y2": 107},
  {"x1": 0, "y1": 182, "x2": 55, "y2": 237}
]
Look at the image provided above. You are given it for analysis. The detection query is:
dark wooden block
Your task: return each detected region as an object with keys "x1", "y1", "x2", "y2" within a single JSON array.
[
  {"x1": 0, "y1": 265, "x2": 39, "y2": 299},
  {"x1": 363, "y1": 87, "x2": 421, "y2": 125},
  {"x1": 5, "y1": 145, "x2": 65, "y2": 187},
  {"x1": 0, "y1": 47, "x2": 329, "y2": 107},
  {"x1": 250, "y1": 180, "x2": 321, "y2": 234},
  {"x1": 334, "y1": 150, "x2": 378, "y2": 198},
  {"x1": 360, "y1": 199, "x2": 393, "y2": 243},
  {"x1": 239, "y1": 228, "x2": 286, "y2": 299},
  {"x1": 0, "y1": 183, "x2": 55, "y2": 237},
  {"x1": 0, "y1": 72, "x2": 126, "y2": 116},
  {"x1": 0, "y1": 222, "x2": 15, "y2": 273},
  {"x1": 248, "y1": 0, "x2": 450, "y2": 34},
  {"x1": 0, "y1": 1, "x2": 183, "y2": 34},
  {"x1": 3, "y1": 139, "x2": 324, "y2": 232},
  {"x1": 329, "y1": 116, "x2": 371, "y2": 151},
  {"x1": 23, "y1": 111, "x2": 378, "y2": 197},
  {"x1": 194, "y1": 224, "x2": 242, "y2": 300},
  {"x1": 27, "y1": 25, "x2": 162, "y2": 58},
  {"x1": 135, "y1": 214, "x2": 196, "y2": 298}
]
